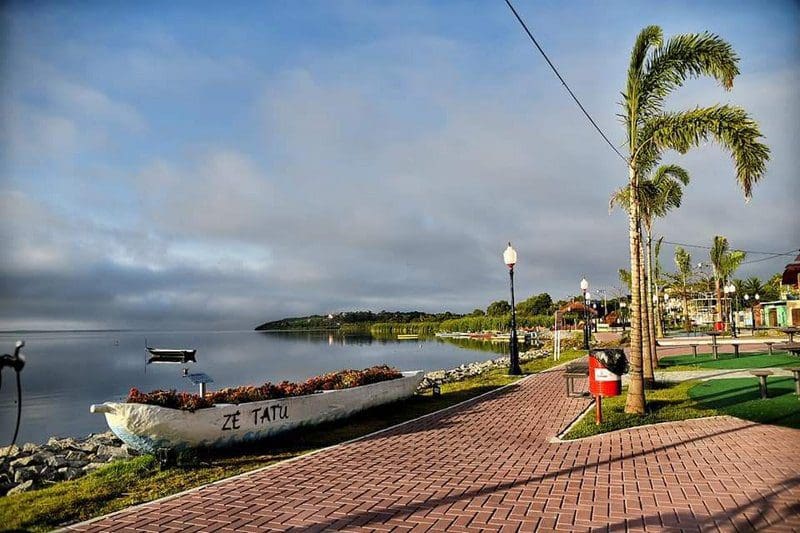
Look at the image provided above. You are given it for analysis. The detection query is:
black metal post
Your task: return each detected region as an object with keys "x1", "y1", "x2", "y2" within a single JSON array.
[
  {"x1": 583, "y1": 291, "x2": 589, "y2": 350},
  {"x1": 751, "y1": 305, "x2": 755, "y2": 334},
  {"x1": 509, "y1": 266, "x2": 521, "y2": 375}
]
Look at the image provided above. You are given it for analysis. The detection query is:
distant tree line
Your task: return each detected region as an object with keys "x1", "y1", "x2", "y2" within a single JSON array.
[{"x1": 255, "y1": 292, "x2": 557, "y2": 332}]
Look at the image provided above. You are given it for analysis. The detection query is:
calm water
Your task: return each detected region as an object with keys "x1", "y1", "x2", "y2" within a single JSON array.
[{"x1": 0, "y1": 330, "x2": 505, "y2": 445}]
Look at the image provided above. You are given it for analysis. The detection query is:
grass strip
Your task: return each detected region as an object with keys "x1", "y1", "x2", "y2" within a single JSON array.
[
  {"x1": 0, "y1": 349, "x2": 585, "y2": 532},
  {"x1": 659, "y1": 351, "x2": 799, "y2": 372},
  {"x1": 563, "y1": 375, "x2": 800, "y2": 440}
]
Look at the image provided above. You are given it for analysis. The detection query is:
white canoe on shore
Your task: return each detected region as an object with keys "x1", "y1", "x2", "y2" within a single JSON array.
[{"x1": 90, "y1": 370, "x2": 424, "y2": 453}]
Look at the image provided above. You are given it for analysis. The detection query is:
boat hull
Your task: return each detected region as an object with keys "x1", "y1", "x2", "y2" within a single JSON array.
[{"x1": 90, "y1": 371, "x2": 424, "y2": 453}]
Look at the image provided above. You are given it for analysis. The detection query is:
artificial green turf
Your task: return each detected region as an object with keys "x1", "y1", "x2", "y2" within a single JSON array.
[
  {"x1": 689, "y1": 377, "x2": 800, "y2": 428},
  {"x1": 563, "y1": 376, "x2": 800, "y2": 440},
  {"x1": 659, "y1": 351, "x2": 799, "y2": 371}
]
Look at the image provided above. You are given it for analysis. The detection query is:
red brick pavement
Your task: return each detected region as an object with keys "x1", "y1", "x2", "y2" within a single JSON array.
[{"x1": 68, "y1": 369, "x2": 800, "y2": 532}]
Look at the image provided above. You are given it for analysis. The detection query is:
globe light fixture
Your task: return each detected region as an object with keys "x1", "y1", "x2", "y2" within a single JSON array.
[{"x1": 503, "y1": 243, "x2": 521, "y2": 375}]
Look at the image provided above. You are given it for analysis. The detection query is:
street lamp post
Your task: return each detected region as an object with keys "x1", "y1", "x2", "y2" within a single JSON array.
[
  {"x1": 580, "y1": 278, "x2": 589, "y2": 349},
  {"x1": 663, "y1": 293, "x2": 670, "y2": 333},
  {"x1": 503, "y1": 243, "x2": 522, "y2": 375},
  {"x1": 620, "y1": 300, "x2": 627, "y2": 332},
  {"x1": 724, "y1": 283, "x2": 738, "y2": 338}
]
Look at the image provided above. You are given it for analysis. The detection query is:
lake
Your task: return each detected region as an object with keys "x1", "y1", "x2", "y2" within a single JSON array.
[{"x1": 0, "y1": 330, "x2": 508, "y2": 445}]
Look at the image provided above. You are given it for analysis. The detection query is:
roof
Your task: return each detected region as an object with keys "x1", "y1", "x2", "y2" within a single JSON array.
[
  {"x1": 782, "y1": 253, "x2": 800, "y2": 285},
  {"x1": 557, "y1": 301, "x2": 598, "y2": 315}
]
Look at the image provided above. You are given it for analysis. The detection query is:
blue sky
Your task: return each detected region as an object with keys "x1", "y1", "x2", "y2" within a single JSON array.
[{"x1": 1, "y1": 1, "x2": 798, "y2": 329}]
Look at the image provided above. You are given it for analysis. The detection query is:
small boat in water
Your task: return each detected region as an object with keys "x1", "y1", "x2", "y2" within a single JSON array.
[
  {"x1": 397, "y1": 334, "x2": 419, "y2": 340},
  {"x1": 90, "y1": 370, "x2": 424, "y2": 453},
  {"x1": 146, "y1": 347, "x2": 197, "y2": 365}
]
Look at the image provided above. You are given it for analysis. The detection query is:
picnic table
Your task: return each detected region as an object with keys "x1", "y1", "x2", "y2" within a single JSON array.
[
  {"x1": 773, "y1": 342, "x2": 800, "y2": 357},
  {"x1": 707, "y1": 330, "x2": 723, "y2": 359},
  {"x1": 779, "y1": 327, "x2": 800, "y2": 343},
  {"x1": 750, "y1": 370, "x2": 774, "y2": 399}
]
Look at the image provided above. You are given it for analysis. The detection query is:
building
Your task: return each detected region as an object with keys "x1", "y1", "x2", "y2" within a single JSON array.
[{"x1": 761, "y1": 252, "x2": 800, "y2": 328}]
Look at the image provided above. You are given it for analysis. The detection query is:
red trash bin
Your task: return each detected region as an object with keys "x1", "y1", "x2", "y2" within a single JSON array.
[{"x1": 588, "y1": 352, "x2": 622, "y2": 397}]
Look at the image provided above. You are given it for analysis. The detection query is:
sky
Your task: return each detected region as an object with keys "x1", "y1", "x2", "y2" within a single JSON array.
[{"x1": 0, "y1": 1, "x2": 798, "y2": 331}]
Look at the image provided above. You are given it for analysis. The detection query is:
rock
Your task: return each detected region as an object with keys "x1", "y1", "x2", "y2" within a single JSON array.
[
  {"x1": 93, "y1": 454, "x2": 112, "y2": 463},
  {"x1": 38, "y1": 465, "x2": 58, "y2": 482},
  {"x1": 57, "y1": 466, "x2": 82, "y2": 481},
  {"x1": 82, "y1": 462, "x2": 106, "y2": 472},
  {"x1": 10, "y1": 455, "x2": 37, "y2": 468},
  {"x1": 96, "y1": 444, "x2": 128, "y2": 459},
  {"x1": 75, "y1": 441, "x2": 98, "y2": 454},
  {"x1": 67, "y1": 460, "x2": 89, "y2": 469},
  {"x1": 46, "y1": 455, "x2": 69, "y2": 469},
  {"x1": 0, "y1": 445, "x2": 20, "y2": 457},
  {"x1": 22, "y1": 442, "x2": 38, "y2": 454},
  {"x1": 7, "y1": 479, "x2": 34, "y2": 495},
  {"x1": 14, "y1": 466, "x2": 38, "y2": 483},
  {"x1": 65, "y1": 450, "x2": 86, "y2": 461}
]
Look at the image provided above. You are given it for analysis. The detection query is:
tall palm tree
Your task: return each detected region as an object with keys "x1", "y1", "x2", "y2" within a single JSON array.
[
  {"x1": 621, "y1": 26, "x2": 769, "y2": 414},
  {"x1": 674, "y1": 246, "x2": 693, "y2": 331},
  {"x1": 612, "y1": 165, "x2": 690, "y2": 383},
  {"x1": 710, "y1": 236, "x2": 747, "y2": 327}
]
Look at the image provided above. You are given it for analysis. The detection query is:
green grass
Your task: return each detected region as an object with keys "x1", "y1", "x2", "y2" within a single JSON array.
[
  {"x1": 563, "y1": 375, "x2": 800, "y2": 440},
  {"x1": 0, "y1": 349, "x2": 585, "y2": 532},
  {"x1": 562, "y1": 381, "x2": 717, "y2": 439},
  {"x1": 689, "y1": 377, "x2": 800, "y2": 428},
  {"x1": 659, "y1": 351, "x2": 799, "y2": 372}
]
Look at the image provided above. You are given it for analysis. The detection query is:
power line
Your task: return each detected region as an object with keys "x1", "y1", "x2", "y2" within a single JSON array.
[
  {"x1": 661, "y1": 239, "x2": 798, "y2": 258},
  {"x1": 503, "y1": 0, "x2": 629, "y2": 164}
]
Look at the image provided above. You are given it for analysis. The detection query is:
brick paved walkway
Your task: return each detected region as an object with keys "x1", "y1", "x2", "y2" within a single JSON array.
[{"x1": 69, "y1": 369, "x2": 800, "y2": 532}]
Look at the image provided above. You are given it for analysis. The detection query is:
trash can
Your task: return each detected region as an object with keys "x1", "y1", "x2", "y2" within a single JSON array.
[{"x1": 588, "y1": 348, "x2": 628, "y2": 397}]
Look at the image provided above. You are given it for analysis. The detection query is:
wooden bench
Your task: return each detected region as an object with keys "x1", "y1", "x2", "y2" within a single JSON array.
[
  {"x1": 750, "y1": 370, "x2": 774, "y2": 399},
  {"x1": 564, "y1": 363, "x2": 589, "y2": 398},
  {"x1": 731, "y1": 342, "x2": 741, "y2": 358},
  {"x1": 788, "y1": 367, "x2": 800, "y2": 396}
]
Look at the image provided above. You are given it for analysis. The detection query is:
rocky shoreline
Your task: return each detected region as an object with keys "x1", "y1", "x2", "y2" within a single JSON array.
[
  {"x1": 0, "y1": 347, "x2": 555, "y2": 496},
  {"x1": 0, "y1": 431, "x2": 138, "y2": 496},
  {"x1": 417, "y1": 347, "x2": 551, "y2": 390}
]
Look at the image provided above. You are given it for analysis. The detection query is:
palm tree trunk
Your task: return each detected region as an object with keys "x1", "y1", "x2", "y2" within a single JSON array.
[
  {"x1": 645, "y1": 232, "x2": 659, "y2": 374},
  {"x1": 640, "y1": 238, "x2": 654, "y2": 386},
  {"x1": 625, "y1": 167, "x2": 645, "y2": 414},
  {"x1": 715, "y1": 275, "x2": 722, "y2": 327}
]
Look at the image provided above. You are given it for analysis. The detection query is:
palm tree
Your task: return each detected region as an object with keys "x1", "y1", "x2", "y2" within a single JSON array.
[
  {"x1": 709, "y1": 235, "x2": 746, "y2": 328},
  {"x1": 674, "y1": 246, "x2": 692, "y2": 331},
  {"x1": 611, "y1": 165, "x2": 690, "y2": 383},
  {"x1": 621, "y1": 26, "x2": 769, "y2": 414}
]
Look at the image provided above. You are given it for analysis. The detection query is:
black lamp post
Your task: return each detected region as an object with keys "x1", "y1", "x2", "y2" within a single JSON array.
[
  {"x1": 503, "y1": 243, "x2": 522, "y2": 375},
  {"x1": 580, "y1": 278, "x2": 589, "y2": 349}
]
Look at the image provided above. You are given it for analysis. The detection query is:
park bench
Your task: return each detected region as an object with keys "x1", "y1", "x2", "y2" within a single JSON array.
[
  {"x1": 750, "y1": 370, "x2": 773, "y2": 399},
  {"x1": 564, "y1": 362, "x2": 589, "y2": 398},
  {"x1": 788, "y1": 367, "x2": 800, "y2": 397}
]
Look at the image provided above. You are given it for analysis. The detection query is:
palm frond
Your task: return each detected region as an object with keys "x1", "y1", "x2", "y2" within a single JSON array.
[
  {"x1": 642, "y1": 105, "x2": 770, "y2": 199},
  {"x1": 639, "y1": 32, "x2": 739, "y2": 118}
]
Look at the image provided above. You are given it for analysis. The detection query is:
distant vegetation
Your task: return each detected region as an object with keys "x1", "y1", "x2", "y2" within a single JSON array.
[{"x1": 254, "y1": 293, "x2": 559, "y2": 334}]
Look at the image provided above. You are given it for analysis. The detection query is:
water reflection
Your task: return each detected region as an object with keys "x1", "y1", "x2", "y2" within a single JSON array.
[{"x1": 0, "y1": 330, "x2": 503, "y2": 444}]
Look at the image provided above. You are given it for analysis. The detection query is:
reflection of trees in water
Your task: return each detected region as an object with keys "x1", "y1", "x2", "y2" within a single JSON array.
[
  {"x1": 257, "y1": 331, "x2": 532, "y2": 354},
  {"x1": 437, "y1": 337, "x2": 519, "y2": 356}
]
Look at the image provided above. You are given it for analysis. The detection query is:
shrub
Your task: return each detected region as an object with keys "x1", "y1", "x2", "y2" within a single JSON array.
[{"x1": 126, "y1": 365, "x2": 403, "y2": 410}]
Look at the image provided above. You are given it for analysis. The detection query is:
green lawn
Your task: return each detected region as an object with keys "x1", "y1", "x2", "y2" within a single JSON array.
[
  {"x1": 689, "y1": 377, "x2": 800, "y2": 428},
  {"x1": 659, "y1": 351, "x2": 799, "y2": 371},
  {"x1": 563, "y1": 375, "x2": 800, "y2": 440},
  {"x1": 0, "y1": 349, "x2": 585, "y2": 532}
]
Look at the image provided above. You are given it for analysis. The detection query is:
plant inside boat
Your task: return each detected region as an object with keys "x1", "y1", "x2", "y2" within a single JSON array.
[{"x1": 126, "y1": 365, "x2": 403, "y2": 411}]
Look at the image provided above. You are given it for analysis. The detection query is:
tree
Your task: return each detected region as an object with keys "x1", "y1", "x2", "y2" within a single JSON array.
[
  {"x1": 611, "y1": 165, "x2": 690, "y2": 383},
  {"x1": 709, "y1": 235, "x2": 746, "y2": 327},
  {"x1": 516, "y1": 293, "x2": 553, "y2": 316},
  {"x1": 470, "y1": 308, "x2": 486, "y2": 317},
  {"x1": 486, "y1": 300, "x2": 511, "y2": 317},
  {"x1": 620, "y1": 26, "x2": 769, "y2": 414},
  {"x1": 674, "y1": 246, "x2": 693, "y2": 331}
]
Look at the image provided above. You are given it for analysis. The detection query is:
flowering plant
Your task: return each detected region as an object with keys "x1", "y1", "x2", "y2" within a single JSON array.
[{"x1": 126, "y1": 365, "x2": 402, "y2": 410}]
